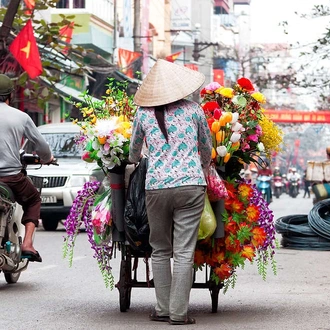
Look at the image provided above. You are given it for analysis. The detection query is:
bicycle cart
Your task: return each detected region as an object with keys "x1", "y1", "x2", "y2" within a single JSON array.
[{"x1": 107, "y1": 165, "x2": 224, "y2": 314}]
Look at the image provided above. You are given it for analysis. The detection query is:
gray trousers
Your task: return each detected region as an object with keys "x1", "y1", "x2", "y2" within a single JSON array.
[{"x1": 145, "y1": 185, "x2": 205, "y2": 321}]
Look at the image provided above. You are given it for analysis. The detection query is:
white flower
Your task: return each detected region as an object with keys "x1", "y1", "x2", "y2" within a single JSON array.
[
  {"x1": 257, "y1": 142, "x2": 265, "y2": 152},
  {"x1": 94, "y1": 118, "x2": 119, "y2": 137},
  {"x1": 230, "y1": 132, "x2": 241, "y2": 143},
  {"x1": 230, "y1": 112, "x2": 239, "y2": 123},
  {"x1": 231, "y1": 122, "x2": 244, "y2": 132},
  {"x1": 216, "y1": 146, "x2": 227, "y2": 156}
]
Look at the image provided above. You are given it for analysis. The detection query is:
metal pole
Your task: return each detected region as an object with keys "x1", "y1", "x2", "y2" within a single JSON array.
[
  {"x1": 133, "y1": 0, "x2": 140, "y2": 53},
  {"x1": 113, "y1": 0, "x2": 117, "y2": 64}
]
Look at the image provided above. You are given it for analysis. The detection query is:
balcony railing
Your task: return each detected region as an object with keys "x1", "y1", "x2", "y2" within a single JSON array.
[{"x1": 53, "y1": 0, "x2": 114, "y2": 26}]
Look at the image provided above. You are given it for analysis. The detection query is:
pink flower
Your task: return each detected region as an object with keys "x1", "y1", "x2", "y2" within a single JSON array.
[
  {"x1": 205, "y1": 82, "x2": 221, "y2": 91},
  {"x1": 241, "y1": 141, "x2": 251, "y2": 152},
  {"x1": 82, "y1": 151, "x2": 93, "y2": 163},
  {"x1": 255, "y1": 125, "x2": 262, "y2": 136},
  {"x1": 247, "y1": 134, "x2": 258, "y2": 142}
]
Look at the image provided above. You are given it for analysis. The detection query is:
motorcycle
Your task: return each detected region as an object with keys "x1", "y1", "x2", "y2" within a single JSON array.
[
  {"x1": 273, "y1": 175, "x2": 283, "y2": 199},
  {"x1": 289, "y1": 176, "x2": 300, "y2": 198},
  {"x1": 256, "y1": 175, "x2": 272, "y2": 204},
  {"x1": 0, "y1": 152, "x2": 57, "y2": 283}
]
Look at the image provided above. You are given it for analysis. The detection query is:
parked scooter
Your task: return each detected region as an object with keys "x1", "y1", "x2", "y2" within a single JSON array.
[
  {"x1": 0, "y1": 152, "x2": 57, "y2": 283},
  {"x1": 273, "y1": 175, "x2": 283, "y2": 199},
  {"x1": 256, "y1": 175, "x2": 272, "y2": 203}
]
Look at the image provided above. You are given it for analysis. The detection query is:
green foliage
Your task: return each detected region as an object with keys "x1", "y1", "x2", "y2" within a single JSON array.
[
  {"x1": 0, "y1": 0, "x2": 89, "y2": 110},
  {"x1": 98, "y1": 260, "x2": 115, "y2": 290},
  {"x1": 222, "y1": 272, "x2": 237, "y2": 294}
]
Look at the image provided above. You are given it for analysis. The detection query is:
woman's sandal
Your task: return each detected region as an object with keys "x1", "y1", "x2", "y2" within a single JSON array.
[
  {"x1": 169, "y1": 317, "x2": 196, "y2": 325},
  {"x1": 149, "y1": 311, "x2": 170, "y2": 322}
]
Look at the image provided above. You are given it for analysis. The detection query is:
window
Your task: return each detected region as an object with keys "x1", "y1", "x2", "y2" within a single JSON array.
[
  {"x1": 73, "y1": 0, "x2": 85, "y2": 8},
  {"x1": 56, "y1": 0, "x2": 85, "y2": 9},
  {"x1": 56, "y1": 0, "x2": 69, "y2": 8}
]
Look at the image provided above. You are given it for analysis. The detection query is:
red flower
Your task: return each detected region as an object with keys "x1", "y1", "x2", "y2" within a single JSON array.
[
  {"x1": 213, "y1": 108, "x2": 221, "y2": 120},
  {"x1": 202, "y1": 101, "x2": 219, "y2": 112},
  {"x1": 237, "y1": 77, "x2": 254, "y2": 91},
  {"x1": 200, "y1": 88, "x2": 206, "y2": 97},
  {"x1": 207, "y1": 117, "x2": 215, "y2": 131},
  {"x1": 225, "y1": 220, "x2": 239, "y2": 234}
]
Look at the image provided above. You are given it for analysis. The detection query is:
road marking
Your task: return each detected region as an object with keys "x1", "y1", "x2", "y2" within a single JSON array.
[
  {"x1": 38, "y1": 265, "x2": 57, "y2": 271},
  {"x1": 72, "y1": 256, "x2": 87, "y2": 261}
]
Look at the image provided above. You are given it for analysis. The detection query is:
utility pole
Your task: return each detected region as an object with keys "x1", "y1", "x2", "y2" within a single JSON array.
[
  {"x1": 0, "y1": 0, "x2": 21, "y2": 52},
  {"x1": 192, "y1": 41, "x2": 218, "y2": 63},
  {"x1": 133, "y1": 0, "x2": 140, "y2": 53},
  {"x1": 113, "y1": 0, "x2": 117, "y2": 64}
]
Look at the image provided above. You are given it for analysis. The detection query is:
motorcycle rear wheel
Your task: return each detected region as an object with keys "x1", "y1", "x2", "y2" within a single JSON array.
[{"x1": 4, "y1": 271, "x2": 21, "y2": 284}]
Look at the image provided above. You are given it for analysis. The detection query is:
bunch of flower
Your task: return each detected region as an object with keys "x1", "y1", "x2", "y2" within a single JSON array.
[
  {"x1": 63, "y1": 181, "x2": 115, "y2": 290},
  {"x1": 71, "y1": 79, "x2": 137, "y2": 173},
  {"x1": 200, "y1": 77, "x2": 283, "y2": 177},
  {"x1": 194, "y1": 179, "x2": 277, "y2": 292}
]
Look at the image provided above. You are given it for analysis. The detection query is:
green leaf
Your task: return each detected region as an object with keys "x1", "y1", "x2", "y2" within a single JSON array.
[
  {"x1": 41, "y1": 87, "x2": 49, "y2": 97},
  {"x1": 232, "y1": 95, "x2": 247, "y2": 107}
]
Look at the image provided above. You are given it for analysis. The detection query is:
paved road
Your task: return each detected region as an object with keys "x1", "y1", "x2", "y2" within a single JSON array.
[{"x1": 1, "y1": 191, "x2": 329, "y2": 330}]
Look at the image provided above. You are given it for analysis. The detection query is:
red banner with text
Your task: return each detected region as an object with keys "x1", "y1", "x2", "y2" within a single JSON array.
[{"x1": 264, "y1": 110, "x2": 330, "y2": 123}]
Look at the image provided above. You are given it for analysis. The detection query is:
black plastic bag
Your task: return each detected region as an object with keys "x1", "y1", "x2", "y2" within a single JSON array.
[{"x1": 124, "y1": 157, "x2": 151, "y2": 253}]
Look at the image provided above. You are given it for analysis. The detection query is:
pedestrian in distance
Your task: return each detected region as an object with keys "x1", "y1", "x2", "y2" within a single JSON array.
[
  {"x1": 0, "y1": 74, "x2": 54, "y2": 262},
  {"x1": 129, "y1": 59, "x2": 212, "y2": 325},
  {"x1": 303, "y1": 169, "x2": 311, "y2": 198}
]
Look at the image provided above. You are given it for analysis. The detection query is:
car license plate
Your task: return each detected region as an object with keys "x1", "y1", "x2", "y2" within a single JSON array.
[{"x1": 41, "y1": 196, "x2": 57, "y2": 203}]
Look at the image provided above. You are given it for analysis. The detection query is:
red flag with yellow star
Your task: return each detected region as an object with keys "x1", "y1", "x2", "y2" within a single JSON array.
[
  {"x1": 9, "y1": 20, "x2": 42, "y2": 79},
  {"x1": 59, "y1": 22, "x2": 75, "y2": 54},
  {"x1": 165, "y1": 51, "x2": 182, "y2": 63},
  {"x1": 23, "y1": 0, "x2": 35, "y2": 15}
]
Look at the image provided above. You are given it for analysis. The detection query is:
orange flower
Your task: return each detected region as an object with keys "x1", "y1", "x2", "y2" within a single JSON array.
[
  {"x1": 225, "y1": 237, "x2": 241, "y2": 253},
  {"x1": 224, "y1": 152, "x2": 231, "y2": 163},
  {"x1": 238, "y1": 183, "x2": 253, "y2": 199},
  {"x1": 229, "y1": 199, "x2": 244, "y2": 213},
  {"x1": 251, "y1": 227, "x2": 267, "y2": 247},
  {"x1": 211, "y1": 148, "x2": 217, "y2": 159},
  {"x1": 241, "y1": 245, "x2": 255, "y2": 261},
  {"x1": 211, "y1": 121, "x2": 221, "y2": 133},
  {"x1": 216, "y1": 130, "x2": 225, "y2": 143},
  {"x1": 194, "y1": 249, "x2": 206, "y2": 266},
  {"x1": 225, "y1": 220, "x2": 238, "y2": 234},
  {"x1": 246, "y1": 205, "x2": 260, "y2": 222},
  {"x1": 97, "y1": 136, "x2": 107, "y2": 144},
  {"x1": 214, "y1": 263, "x2": 233, "y2": 280}
]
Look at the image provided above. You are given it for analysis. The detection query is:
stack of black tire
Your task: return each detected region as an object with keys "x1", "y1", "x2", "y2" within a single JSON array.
[{"x1": 275, "y1": 199, "x2": 330, "y2": 250}]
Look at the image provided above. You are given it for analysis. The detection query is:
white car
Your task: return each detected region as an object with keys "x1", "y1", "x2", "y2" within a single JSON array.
[{"x1": 25, "y1": 122, "x2": 104, "y2": 231}]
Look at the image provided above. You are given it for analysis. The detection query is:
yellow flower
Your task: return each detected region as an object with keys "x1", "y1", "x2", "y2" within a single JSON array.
[
  {"x1": 214, "y1": 86, "x2": 224, "y2": 94},
  {"x1": 259, "y1": 115, "x2": 283, "y2": 156},
  {"x1": 219, "y1": 88, "x2": 234, "y2": 98},
  {"x1": 251, "y1": 92, "x2": 266, "y2": 104}
]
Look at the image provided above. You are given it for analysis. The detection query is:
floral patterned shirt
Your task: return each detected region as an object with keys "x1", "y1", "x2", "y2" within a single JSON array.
[{"x1": 129, "y1": 99, "x2": 212, "y2": 190}]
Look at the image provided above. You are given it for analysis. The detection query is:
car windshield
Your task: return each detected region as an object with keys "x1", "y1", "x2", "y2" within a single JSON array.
[
  {"x1": 23, "y1": 132, "x2": 81, "y2": 158},
  {"x1": 42, "y1": 133, "x2": 81, "y2": 158}
]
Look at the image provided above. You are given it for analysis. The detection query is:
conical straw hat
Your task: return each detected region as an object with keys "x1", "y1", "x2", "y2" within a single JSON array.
[{"x1": 134, "y1": 59, "x2": 205, "y2": 107}]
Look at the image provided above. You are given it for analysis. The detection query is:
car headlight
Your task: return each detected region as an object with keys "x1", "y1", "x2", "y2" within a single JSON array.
[{"x1": 70, "y1": 176, "x2": 87, "y2": 187}]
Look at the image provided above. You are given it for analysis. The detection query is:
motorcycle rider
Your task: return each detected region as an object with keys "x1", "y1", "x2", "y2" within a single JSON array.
[
  {"x1": 0, "y1": 74, "x2": 53, "y2": 262},
  {"x1": 273, "y1": 166, "x2": 281, "y2": 177},
  {"x1": 257, "y1": 161, "x2": 273, "y2": 203},
  {"x1": 288, "y1": 167, "x2": 300, "y2": 196}
]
